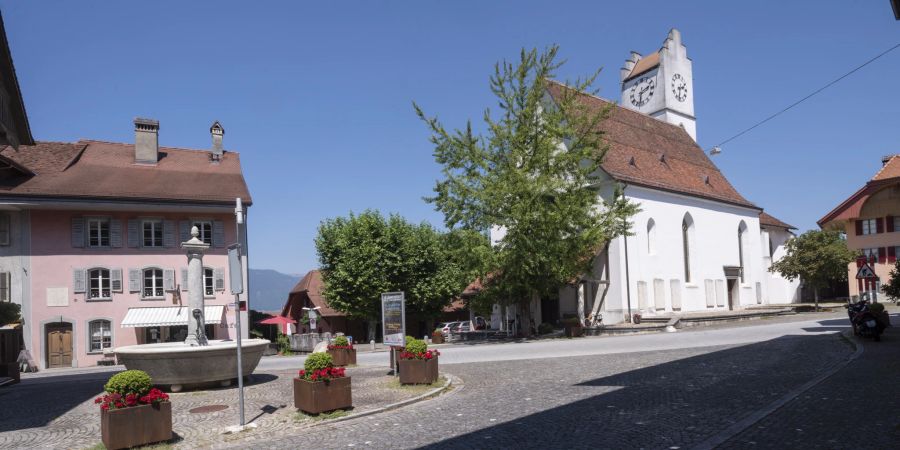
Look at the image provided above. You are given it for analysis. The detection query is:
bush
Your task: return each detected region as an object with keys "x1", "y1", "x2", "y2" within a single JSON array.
[
  {"x1": 869, "y1": 302, "x2": 885, "y2": 314},
  {"x1": 537, "y1": 322, "x2": 555, "y2": 335},
  {"x1": 305, "y1": 352, "x2": 333, "y2": 373},
  {"x1": 405, "y1": 337, "x2": 428, "y2": 355},
  {"x1": 105, "y1": 370, "x2": 152, "y2": 397},
  {"x1": 277, "y1": 332, "x2": 292, "y2": 355},
  {"x1": 0, "y1": 302, "x2": 20, "y2": 325},
  {"x1": 333, "y1": 335, "x2": 349, "y2": 347}
]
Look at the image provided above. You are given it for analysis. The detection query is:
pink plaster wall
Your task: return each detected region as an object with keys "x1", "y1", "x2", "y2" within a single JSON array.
[{"x1": 30, "y1": 210, "x2": 243, "y2": 368}]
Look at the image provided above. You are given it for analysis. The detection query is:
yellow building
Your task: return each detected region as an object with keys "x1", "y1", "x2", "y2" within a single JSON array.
[{"x1": 819, "y1": 155, "x2": 900, "y2": 297}]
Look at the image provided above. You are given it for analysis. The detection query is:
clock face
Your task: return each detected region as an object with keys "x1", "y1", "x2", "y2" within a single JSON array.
[
  {"x1": 629, "y1": 76, "x2": 655, "y2": 107},
  {"x1": 672, "y1": 73, "x2": 688, "y2": 102}
]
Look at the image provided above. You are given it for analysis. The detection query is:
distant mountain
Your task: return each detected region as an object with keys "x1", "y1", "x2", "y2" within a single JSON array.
[{"x1": 248, "y1": 268, "x2": 303, "y2": 312}]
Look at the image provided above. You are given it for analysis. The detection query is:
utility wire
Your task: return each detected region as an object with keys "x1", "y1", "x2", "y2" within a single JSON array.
[{"x1": 715, "y1": 42, "x2": 900, "y2": 148}]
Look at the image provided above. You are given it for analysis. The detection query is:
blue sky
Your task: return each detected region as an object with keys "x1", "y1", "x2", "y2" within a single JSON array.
[{"x1": 3, "y1": 1, "x2": 899, "y2": 274}]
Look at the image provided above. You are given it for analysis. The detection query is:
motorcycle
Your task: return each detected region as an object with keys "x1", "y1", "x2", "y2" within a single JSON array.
[{"x1": 845, "y1": 299, "x2": 885, "y2": 341}]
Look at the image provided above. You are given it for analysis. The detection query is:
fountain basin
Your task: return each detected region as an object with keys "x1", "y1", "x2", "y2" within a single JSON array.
[{"x1": 115, "y1": 339, "x2": 270, "y2": 391}]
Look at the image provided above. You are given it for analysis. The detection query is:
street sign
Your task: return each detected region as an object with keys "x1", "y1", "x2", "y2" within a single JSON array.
[
  {"x1": 381, "y1": 292, "x2": 405, "y2": 346},
  {"x1": 227, "y1": 244, "x2": 244, "y2": 295},
  {"x1": 856, "y1": 263, "x2": 877, "y2": 279}
]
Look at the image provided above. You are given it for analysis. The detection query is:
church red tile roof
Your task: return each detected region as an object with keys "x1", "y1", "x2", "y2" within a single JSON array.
[
  {"x1": 546, "y1": 81, "x2": 758, "y2": 210},
  {"x1": 623, "y1": 52, "x2": 660, "y2": 81},
  {"x1": 759, "y1": 212, "x2": 796, "y2": 230},
  {"x1": 0, "y1": 140, "x2": 251, "y2": 205},
  {"x1": 286, "y1": 270, "x2": 343, "y2": 317}
]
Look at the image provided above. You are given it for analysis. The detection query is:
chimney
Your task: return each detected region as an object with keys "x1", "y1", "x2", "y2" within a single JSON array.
[
  {"x1": 134, "y1": 118, "x2": 159, "y2": 164},
  {"x1": 620, "y1": 51, "x2": 642, "y2": 81},
  {"x1": 210, "y1": 121, "x2": 224, "y2": 162},
  {"x1": 883, "y1": 154, "x2": 897, "y2": 166}
]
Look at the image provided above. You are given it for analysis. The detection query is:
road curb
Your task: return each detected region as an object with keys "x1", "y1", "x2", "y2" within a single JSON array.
[
  {"x1": 692, "y1": 329, "x2": 864, "y2": 450},
  {"x1": 322, "y1": 372, "x2": 457, "y2": 426}
]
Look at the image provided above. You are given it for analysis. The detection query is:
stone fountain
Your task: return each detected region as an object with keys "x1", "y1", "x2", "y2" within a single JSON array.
[{"x1": 115, "y1": 226, "x2": 269, "y2": 392}]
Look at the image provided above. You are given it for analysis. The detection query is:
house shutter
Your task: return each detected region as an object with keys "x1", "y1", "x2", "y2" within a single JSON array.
[
  {"x1": 876, "y1": 217, "x2": 884, "y2": 234},
  {"x1": 212, "y1": 221, "x2": 225, "y2": 248},
  {"x1": 878, "y1": 247, "x2": 887, "y2": 263},
  {"x1": 888, "y1": 246, "x2": 897, "y2": 263},
  {"x1": 181, "y1": 268, "x2": 188, "y2": 291},
  {"x1": 109, "y1": 219, "x2": 123, "y2": 248},
  {"x1": 0, "y1": 272, "x2": 9, "y2": 302},
  {"x1": 128, "y1": 269, "x2": 141, "y2": 293},
  {"x1": 0, "y1": 214, "x2": 10, "y2": 246},
  {"x1": 179, "y1": 221, "x2": 191, "y2": 242},
  {"x1": 163, "y1": 220, "x2": 176, "y2": 247},
  {"x1": 887, "y1": 216, "x2": 895, "y2": 233},
  {"x1": 111, "y1": 269, "x2": 123, "y2": 292},
  {"x1": 214, "y1": 267, "x2": 225, "y2": 291},
  {"x1": 73, "y1": 268, "x2": 86, "y2": 293},
  {"x1": 855, "y1": 220, "x2": 863, "y2": 236},
  {"x1": 163, "y1": 269, "x2": 176, "y2": 291},
  {"x1": 127, "y1": 219, "x2": 140, "y2": 248},
  {"x1": 71, "y1": 218, "x2": 85, "y2": 248}
]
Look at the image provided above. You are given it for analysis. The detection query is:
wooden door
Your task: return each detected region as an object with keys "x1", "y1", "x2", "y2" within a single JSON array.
[
  {"x1": 726, "y1": 279, "x2": 736, "y2": 311},
  {"x1": 47, "y1": 324, "x2": 73, "y2": 368}
]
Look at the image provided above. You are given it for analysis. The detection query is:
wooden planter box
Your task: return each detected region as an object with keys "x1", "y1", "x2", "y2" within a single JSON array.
[
  {"x1": 293, "y1": 376, "x2": 352, "y2": 414},
  {"x1": 327, "y1": 348, "x2": 357, "y2": 367},
  {"x1": 431, "y1": 333, "x2": 444, "y2": 344},
  {"x1": 564, "y1": 323, "x2": 583, "y2": 337},
  {"x1": 101, "y1": 402, "x2": 172, "y2": 450},
  {"x1": 398, "y1": 357, "x2": 439, "y2": 385}
]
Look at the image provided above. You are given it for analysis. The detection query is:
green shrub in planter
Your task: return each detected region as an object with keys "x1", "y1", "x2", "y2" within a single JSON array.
[
  {"x1": 333, "y1": 335, "x2": 350, "y2": 347},
  {"x1": 104, "y1": 370, "x2": 152, "y2": 397},
  {"x1": 405, "y1": 337, "x2": 427, "y2": 354},
  {"x1": 305, "y1": 352, "x2": 334, "y2": 372}
]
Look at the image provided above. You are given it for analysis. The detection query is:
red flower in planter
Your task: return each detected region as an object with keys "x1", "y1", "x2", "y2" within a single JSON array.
[
  {"x1": 298, "y1": 366, "x2": 347, "y2": 383},
  {"x1": 326, "y1": 344, "x2": 354, "y2": 350},
  {"x1": 398, "y1": 349, "x2": 441, "y2": 360}
]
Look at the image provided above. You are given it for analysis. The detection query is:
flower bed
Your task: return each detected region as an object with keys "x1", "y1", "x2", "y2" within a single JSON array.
[
  {"x1": 96, "y1": 370, "x2": 172, "y2": 450},
  {"x1": 398, "y1": 338, "x2": 440, "y2": 385},
  {"x1": 326, "y1": 336, "x2": 357, "y2": 366},
  {"x1": 294, "y1": 352, "x2": 352, "y2": 414}
]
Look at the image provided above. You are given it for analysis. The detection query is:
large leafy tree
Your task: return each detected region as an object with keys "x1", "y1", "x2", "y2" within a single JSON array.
[
  {"x1": 882, "y1": 259, "x2": 900, "y2": 302},
  {"x1": 769, "y1": 229, "x2": 857, "y2": 311},
  {"x1": 315, "y1": 210, "x2": 480, "y2": 340},
  {"x1": 415, "y1": 46, "x2": 638, "y2": 334}
]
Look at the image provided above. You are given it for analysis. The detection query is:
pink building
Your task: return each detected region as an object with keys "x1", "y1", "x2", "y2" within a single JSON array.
[{"x1": 0, "y1": 119, "x2": 252, "y2": 369}]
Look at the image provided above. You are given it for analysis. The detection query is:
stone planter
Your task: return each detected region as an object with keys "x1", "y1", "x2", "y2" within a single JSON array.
[
  {"x1": 564, "y1": 323, "x2": 583, "y2": 337},
  {"x1": 101, "y1": 402, "x2": 172, "y2": 450},
  {"x1": 293, "y1": 376, "x2": 352, "y2": 414},
  {"x1": 431, "y1": 333, "x2": 444, "y2": 344},
  {"x1": 327, "y1": 348, "x2": 357, "y2": 367},
  {"x1": 398, "y1": 357, "x2": 439, "y2": 385}
]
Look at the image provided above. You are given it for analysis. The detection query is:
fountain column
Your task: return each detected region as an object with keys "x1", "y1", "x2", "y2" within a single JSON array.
[{"x1": 182, "y1": 226, "x2": 210, "y2": 346}]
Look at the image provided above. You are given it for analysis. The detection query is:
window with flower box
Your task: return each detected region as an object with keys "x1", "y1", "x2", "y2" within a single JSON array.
[
  {"x1": 204, "y1": 268, "x2": 214, "y2": 296},
  {"x1": 89, "y1": 268, "x2": 111, "y2": 300},
  {"x1": 89, "y1": 319, "x2": 112, "y2": 352},
  {"x1": 143, "y1": 268, "x2": 165, "y2": 299}
]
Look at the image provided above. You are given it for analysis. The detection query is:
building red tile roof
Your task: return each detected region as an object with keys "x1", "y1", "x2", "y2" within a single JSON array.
[
  {"x1": 546, "y1": 81, "x2": 758, "y2": 210},
  {"x1": 0, "y1": 140, "x2": 251, "y2": 205},
  {"x1": 819, "y1": 154, "x2": 900, "y2": 227},
  {"x1": 759, "y1": 212, "x2": 796, "y2": 230},
  {"x1": 286, "y1": 270, "x2": 343, "y2": 317},
  {"x1": 872, "y1": 154, "x2": 900, "y2": 181}
]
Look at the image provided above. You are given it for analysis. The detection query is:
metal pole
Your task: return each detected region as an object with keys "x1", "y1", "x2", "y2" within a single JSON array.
[{"x1": 235, "y1": 291, "x2": 245, "y2": 426}]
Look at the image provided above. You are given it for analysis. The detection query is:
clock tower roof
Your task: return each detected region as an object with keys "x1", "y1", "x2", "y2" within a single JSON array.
[{"x1": 622, "y1": 52, "x2": 660, "y2": 82}]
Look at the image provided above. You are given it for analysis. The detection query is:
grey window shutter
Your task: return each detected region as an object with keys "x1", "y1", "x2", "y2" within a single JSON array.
[
  {"x1": 163, "y1": 220, "x2": 176, "y2": 248},
  {"x1": 214, "y1": 267, "x2": 225, "y2": 291},
  {"x1": 181, "y1": 268, "x2": 188, "y2": 291},
  {"x1": 73, "y1": 268, "x2": 86, "y2": 293},
  {"x1": 109, "y1": 219, "x2": 123, "y2": 248},
  {"x1": 71, "y1": 218, "x2": 85, "y2": 248},
  {"x1": 212, "y1": 220, "x2": 225, "y2": 248},
  {"x1": 164, "y1": 269, "x2": 176, "y2": 291},
  {"x1": 127, "y1": 219, "x2": 140, "y2": 248},
  {"x1": 179, "y1": 221, "x2": 191, "y2": 243},
  {"x1": 128, "y1": 269, "x2": 141, "y2": 293},
  {"x1": 111, "y1": 269, "x2": 123, "y2": 292},
  {"x1": 0, "y1": 272, "x2": 9, "y2": 301}
]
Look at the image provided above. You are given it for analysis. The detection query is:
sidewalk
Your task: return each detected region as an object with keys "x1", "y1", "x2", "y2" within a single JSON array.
[{"x1": 720, "y1": 312, "x2": 900, "y2": 449}]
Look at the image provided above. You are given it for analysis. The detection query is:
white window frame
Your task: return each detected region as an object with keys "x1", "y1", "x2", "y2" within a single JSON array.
[
  {"x1": 862, "y1": 247, "x2": 880, "y2": 264},
  {"x1": 142, "y1": 219, "x2": 164, "y2": 248},
  {"x1": 193, "y1": 220, "x2": 213, "y2": 245},
  {"x1": 88, "y1": 319, "x2": 112, "y2": 353},
  {"x1": 861, "y1": 218, "x2": 877, "y2": 235},
  {"x1": 87, "y1": 217, "x2": 111, "y2": 247},
  {"x1": 88, "y1": 268, "x2": 112, "y2": 300},
  {"x1": 203, "y1": 267, "x2": 215, "y2": 297},
  {"x1": 142, "y1": 268, "x2": 165, "y2": 299}
]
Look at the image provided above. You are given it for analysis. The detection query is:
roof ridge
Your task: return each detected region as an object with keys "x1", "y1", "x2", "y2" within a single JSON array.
[
  {"x1": 78, "y1": 139, "x2": 241, "y2": 155},
  {"x1": 871, "y1": 154, "x2": 899, "y2": 181}
]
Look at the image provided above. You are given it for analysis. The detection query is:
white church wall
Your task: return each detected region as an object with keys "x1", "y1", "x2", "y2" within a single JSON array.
[{"x1": 762, "y1": 227, "x2": 802, "y2": 303}]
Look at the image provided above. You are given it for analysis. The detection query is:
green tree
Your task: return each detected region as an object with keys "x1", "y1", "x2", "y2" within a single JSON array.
[
  {"x1": 315, "y1": 210, "x2": 477, "y2": 341},
  {"x1": 768, "y1": 229, "x2": 857, "y2": 311},
  {"x1": 415, "y1": 46, "x2": 638, "y2": 335},
  {"x1": 0, "y1": 302, "x2": 20, "y2": 326},
  {"x1": 882, "y1": 259, "x2": 900, "y2": 303}
]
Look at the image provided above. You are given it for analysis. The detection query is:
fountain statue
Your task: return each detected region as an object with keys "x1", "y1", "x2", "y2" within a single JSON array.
[{"x1": 114, "y1": 226, "x2": 269, "y2": 392}]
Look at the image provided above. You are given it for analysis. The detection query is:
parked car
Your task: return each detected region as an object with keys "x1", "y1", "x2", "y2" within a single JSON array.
[
  {"x1": 438, "y1": 322, "x2": 461, "y2": 337},
  {"x1": 472, "y1": 316, "x2": 487, "y2": 330},
  {"x1": 455, "y1": 322, "x2": 471, "y2": 332}
]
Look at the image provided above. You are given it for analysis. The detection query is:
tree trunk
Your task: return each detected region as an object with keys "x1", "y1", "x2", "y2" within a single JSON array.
[
  {"x1": 520, "y1": 298, "x2": 532, "y2": 337},
  {"x1": 814, "y1": 288, "x2": 820, "y2": 313},
  {"x1": 367, "y1": 319, "x2": 377, "y2": 343}
]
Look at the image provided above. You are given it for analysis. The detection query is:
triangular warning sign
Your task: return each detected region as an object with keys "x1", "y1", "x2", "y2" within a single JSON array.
[{"x1": 856, "y1": 264, "x2": 876, "y2": 279}]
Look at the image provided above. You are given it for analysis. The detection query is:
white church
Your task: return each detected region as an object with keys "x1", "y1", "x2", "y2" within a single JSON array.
[{"x1": 489, "y1": 29, "x2": 800, "y2": 328}]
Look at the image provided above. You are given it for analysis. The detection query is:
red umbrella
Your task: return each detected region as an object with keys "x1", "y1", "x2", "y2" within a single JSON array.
[{"x1": 257, "y1": 315, "x2": 296, "y2": 334}]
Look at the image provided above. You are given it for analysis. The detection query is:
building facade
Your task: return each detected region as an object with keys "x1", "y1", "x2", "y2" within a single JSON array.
[
  {"x1": 0, "y1": 120, "x2": 252, "y2": 369},
  {"x1": 819, "y1": 154, "x2": 900, "y2": 297}
]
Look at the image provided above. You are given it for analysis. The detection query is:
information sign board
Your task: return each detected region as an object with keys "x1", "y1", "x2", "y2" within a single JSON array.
[{"x1": 381, "y1": 292, "x2": 405, "y2": 346}]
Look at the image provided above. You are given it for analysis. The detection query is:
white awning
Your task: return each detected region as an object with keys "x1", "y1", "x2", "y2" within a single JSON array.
[{"x1": 120, "y1": 306, "x2": 225, "y2": 328}]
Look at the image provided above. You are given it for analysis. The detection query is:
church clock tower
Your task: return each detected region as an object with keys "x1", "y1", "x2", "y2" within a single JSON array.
[{"x1": 620, "y1": 29, "x2": 696, "y2": 141}]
